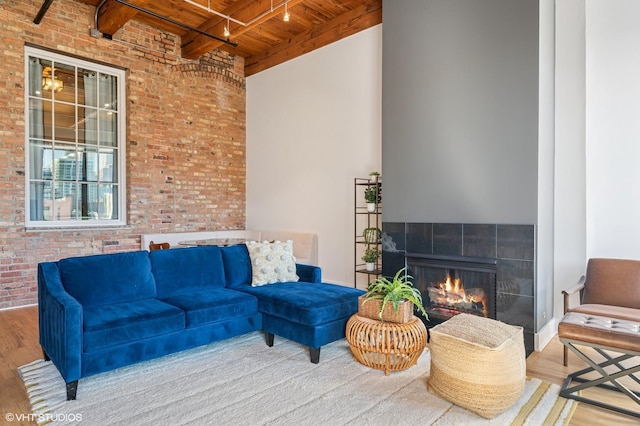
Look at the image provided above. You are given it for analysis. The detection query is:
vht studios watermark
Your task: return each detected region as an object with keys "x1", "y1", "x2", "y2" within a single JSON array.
[{"x1": 5, "y1": 412, "x2": 83, "y2": 422}]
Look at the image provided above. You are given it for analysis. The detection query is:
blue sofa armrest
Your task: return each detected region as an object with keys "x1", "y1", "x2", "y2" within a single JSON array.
[
  {"x1": 38, "y1": 262, "x2": 83, "y2": 383},
  {"x1": 296, "y1": 263, "x2": 321, "y2": 283}
]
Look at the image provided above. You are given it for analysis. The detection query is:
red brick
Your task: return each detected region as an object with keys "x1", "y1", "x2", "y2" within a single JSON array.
[{"x1": 0, "y1": 0, "x2": 247, "y2": 308}]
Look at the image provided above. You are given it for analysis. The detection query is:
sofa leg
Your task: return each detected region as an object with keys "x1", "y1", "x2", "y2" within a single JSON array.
[
  {"x1": 265, "y1": 332, "x2": 274, "y2": 347},
  {"x1": 310, "y1": 347, "x2": 320, "y2": 364},
  {"x1": 66, "y1": 380, "x2": 78, "y2": 400},
  {"x1": 42, "y1": 348, "x2": 50, "y2": 361}
]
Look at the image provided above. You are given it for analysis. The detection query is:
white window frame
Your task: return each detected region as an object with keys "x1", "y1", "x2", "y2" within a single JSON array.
[{"x1": 24, "y1": 47, "x2": 127, "y2": 228}]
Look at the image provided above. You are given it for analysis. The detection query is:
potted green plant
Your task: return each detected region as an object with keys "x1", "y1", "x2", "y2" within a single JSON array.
[
  {"x1": 369, "y1": 171, "x2": 380, "y2": 182},
  {"x1": 359, "y1": 268, "x2": 428, "y2": 323},
  {"x1": 362, "y1": 227, "x2": 381, "y2": 244},
  {"x1": 364, "y1": 187, "x2": 379, "y2": 212},
  {"x1": 361, "y1": 247, "x2": 380, "y2": 271}
]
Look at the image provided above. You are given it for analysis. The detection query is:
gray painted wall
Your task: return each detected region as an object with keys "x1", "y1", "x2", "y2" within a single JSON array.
[{"x1": 382, "y1": 0, "x2": 539, "y2": 224}]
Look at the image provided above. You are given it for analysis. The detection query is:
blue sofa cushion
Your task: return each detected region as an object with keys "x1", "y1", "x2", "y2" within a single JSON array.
[
  {"x1": 160, "y1": 288, "x2": 259, "y2": 327},
  {"x1": 83, "y1": 299, "x2": 185, "y2": 352},
  {"x1": 220, "y1": 244, "x2": 252, "y2": 287},
  {"x1": 237, "y1": 282, "x2": 364, "y2": 326},
  {"x1": 150, "y1": 246, "x2": 227, "y2": 297},
  {"x1": 58, "y1": 251, "x2": 156, "y2": 308}
]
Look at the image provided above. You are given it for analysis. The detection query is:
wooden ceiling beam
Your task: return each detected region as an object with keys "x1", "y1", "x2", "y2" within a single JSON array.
[
  {"x1": 181, "y1": 0, "x2": 305, "y2": 60},
  {"x1": 243, "y1": 1, "x2": 382, "y2": 76},
  {"x1": 97, "y1": 0, "x2": 151, "y2": 36}
]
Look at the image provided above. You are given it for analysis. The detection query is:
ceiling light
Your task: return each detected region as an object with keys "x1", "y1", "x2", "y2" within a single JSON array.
[
  {"x1": 224, "y1": 17, "x2": 230, "y2": 38},
  {"x1": 42, "y1": 67, "x2": 63, "y2": 93},
  {"x1": 184, "y1": 0, "x2": 291, "y2": 30}
]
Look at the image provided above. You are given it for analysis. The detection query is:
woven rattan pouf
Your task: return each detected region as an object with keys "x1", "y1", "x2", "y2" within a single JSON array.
[
  {"x1": 346, "y1": 314, "x2": 427, "y2": 375},
  {"x1": 428, "y1": 313, "x2": 525, "y2": 419}
]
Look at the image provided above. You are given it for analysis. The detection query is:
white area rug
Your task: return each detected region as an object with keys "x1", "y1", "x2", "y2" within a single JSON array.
[{"x1": 19, "y1": 332, "x2": 576, "y2": 425}]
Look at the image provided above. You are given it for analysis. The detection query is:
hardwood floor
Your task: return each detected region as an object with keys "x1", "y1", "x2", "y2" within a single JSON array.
[
  {"x1": 1, "y1": 306, "x2": 638, "y2": 425},
  {"x1": 1, "y1": 306, "x2": 41, "y2": 426},
  {"x1": 527, "y1": 336, "x2": 640, "y2": 425}
]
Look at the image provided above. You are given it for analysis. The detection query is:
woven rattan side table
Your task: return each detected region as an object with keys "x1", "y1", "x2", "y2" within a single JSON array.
[{"x1": 345, "y1": 314, "x2": 427, "y2": 375}]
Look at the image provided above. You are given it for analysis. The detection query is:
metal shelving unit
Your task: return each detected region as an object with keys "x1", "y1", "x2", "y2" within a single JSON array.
[{"x1": 354, "y1": 177, "x2": 381, "y2": 289}]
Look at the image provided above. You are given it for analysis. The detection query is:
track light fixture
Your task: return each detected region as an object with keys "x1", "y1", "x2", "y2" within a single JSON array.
[{"x1": 183, "y1": 0, "x2": 291, "y2": 40}]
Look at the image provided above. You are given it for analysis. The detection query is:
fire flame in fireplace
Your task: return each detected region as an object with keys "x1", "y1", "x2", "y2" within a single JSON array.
[{"x1": 428, "y1": 275, "x2": 488, "y2": 317}]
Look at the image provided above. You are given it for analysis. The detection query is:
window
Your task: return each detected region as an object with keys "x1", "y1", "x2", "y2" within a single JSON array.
[{"x1": 25, "y1": 47, "x2": 126, "y2": 228}]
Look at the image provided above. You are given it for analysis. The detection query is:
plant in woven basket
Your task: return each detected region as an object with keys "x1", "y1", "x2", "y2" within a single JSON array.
[{"x1": 362, "y1": 268, "x2": 428, "y2": 321}]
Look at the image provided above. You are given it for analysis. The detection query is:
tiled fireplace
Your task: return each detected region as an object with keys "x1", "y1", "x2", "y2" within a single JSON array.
[
  {"x1": 382, "y1": 222, "x2": 535, "y2": 354},
  {"x1": 407, "y1": 253, "x2": 497, "y2": 323}
]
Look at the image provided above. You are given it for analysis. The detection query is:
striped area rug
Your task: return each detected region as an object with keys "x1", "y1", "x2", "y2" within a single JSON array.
[{"x1": 19, "y1": 332, "x2": 576, "y2": 425}]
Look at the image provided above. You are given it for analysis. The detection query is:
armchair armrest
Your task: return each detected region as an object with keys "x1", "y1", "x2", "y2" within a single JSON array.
[
  {"x1": 38, "y1": 262, "x2": 83, "y2": 383},
  {"x1": 296, "y1": 263, "x2": 322, "y2": 283},
  {"x1": 562, "y1": 275, "x2": 586, "y2": 314}
]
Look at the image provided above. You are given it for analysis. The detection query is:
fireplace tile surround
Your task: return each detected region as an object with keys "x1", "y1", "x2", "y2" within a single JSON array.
[{"x1": 382, "y1": 222, "x2": 535, "y2": 354}]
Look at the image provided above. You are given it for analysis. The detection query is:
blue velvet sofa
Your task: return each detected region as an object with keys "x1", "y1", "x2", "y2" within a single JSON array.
[{"x1": 38, "y1": 244, "x2": 364, "y2": 400}]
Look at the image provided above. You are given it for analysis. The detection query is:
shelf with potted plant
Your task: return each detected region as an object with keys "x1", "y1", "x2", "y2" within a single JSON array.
[
  {"x1": 354, "y1": 176, "x2": 382, "y2": 287},
  {"x1": 359, "y1": 247, "x2": 381, "y2": 274},
  {"x1": 361, "y1": 227, "x2": 381, "y2": 245}
]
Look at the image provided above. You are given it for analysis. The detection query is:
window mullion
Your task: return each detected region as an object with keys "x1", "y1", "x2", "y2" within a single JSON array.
[{"x1": 25, "y1": 47, "x2": 125, "y2": 227}]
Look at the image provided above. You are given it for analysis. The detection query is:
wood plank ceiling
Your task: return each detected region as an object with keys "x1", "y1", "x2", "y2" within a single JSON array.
[{"x1": 68, "y1": 0, "x2": 382, "y2": 76}]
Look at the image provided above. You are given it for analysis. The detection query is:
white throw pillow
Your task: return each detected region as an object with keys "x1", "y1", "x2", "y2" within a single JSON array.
[{"x1": 246, "y1": 240, "x2": 299, "y2": 286}]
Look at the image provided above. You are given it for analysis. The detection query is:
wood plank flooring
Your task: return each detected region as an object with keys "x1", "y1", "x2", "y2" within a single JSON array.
[
  {"x1": 1, "y1": 306, "x2": 638, "y2": 425},
  {"x1": 1, "y1": 306, "x2": 41, "y2": 426}
]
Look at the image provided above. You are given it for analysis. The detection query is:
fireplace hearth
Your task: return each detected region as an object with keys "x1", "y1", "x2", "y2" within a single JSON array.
[
  {"x1": 407, "y1": 254, "x2": 497, "y2": 324},
  {"x1": 381, "y1": 222, "x2": 535, "y2": 354}
]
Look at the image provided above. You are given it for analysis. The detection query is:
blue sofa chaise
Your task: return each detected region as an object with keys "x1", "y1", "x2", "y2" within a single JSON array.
[{"x1": 38, "y1": 244, "x2": 364, "y2": 400}]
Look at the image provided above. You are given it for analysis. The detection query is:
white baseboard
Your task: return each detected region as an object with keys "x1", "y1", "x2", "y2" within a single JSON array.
[
  {"x1": 0, "y1": 303, "x2": 37, "y2": 312},
  {"x1": 534, "y1": 317, "x2": 558, "y2": 351}
]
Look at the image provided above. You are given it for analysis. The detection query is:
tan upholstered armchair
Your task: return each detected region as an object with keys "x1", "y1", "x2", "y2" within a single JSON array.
[
  {"x1": 558, "y1": 258, "x2": 640, "y2": 419},
  {"x1": 562, "y1": 258, "x2": 640, "y2": 365}
]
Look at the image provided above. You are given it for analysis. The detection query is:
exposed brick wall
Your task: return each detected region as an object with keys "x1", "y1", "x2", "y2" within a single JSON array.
[{"x1": 0, "y1": 0, "x2": 247, "y2": 308}]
